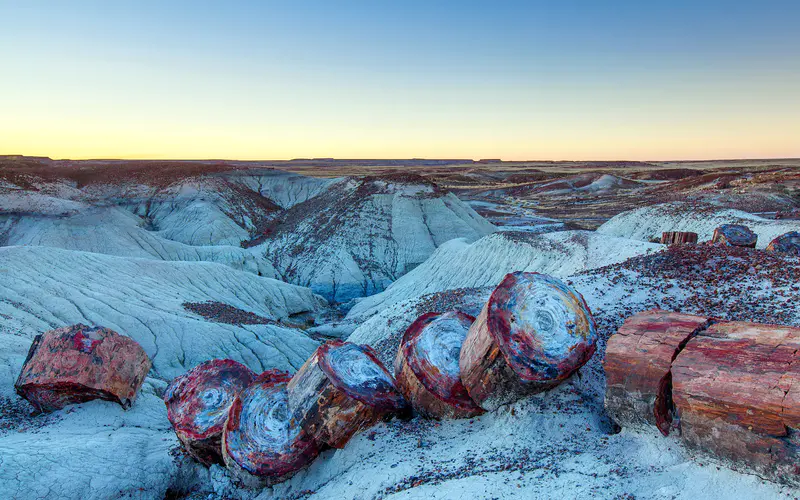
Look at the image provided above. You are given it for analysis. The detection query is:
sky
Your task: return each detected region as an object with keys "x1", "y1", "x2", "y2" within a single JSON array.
[{"x1": 1, "y1": 1, "x2": 799, "y2": 161}]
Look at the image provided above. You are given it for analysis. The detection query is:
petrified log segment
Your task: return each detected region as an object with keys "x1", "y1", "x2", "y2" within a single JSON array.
[
  {"x1": 15, "y1": 324, "x2": 151, "y2": 413},
  {"x1": 460, "y1": 272, "x2": 597, "y2": 411},
  {"x1": 710, "y1": 224, "x2": 757, "y2": 248},
  {"x1": 766, "y1": 231, "x2": 800, "y2": 255},
  {"x1": 164, "y1": 359, "x2": 256, "y2": 465},
  {"x1": 603, "y1": 310, "x2": 710, "y2": 435},
  {"x1": 222, "y1": 369, "x2": 319, "y2": 486},
  {"x1": 660, "y1": 231, "x2": 698, "y2": 245},
  {"x1": 288, "y1": 340, "x2": 408, "y2": 449},
  {"x1": 672, "y1": 321, "x2": 800, "y2": 484},
  {"x1": 394, "y1": 312, "x2": 483, "y2": 419}
]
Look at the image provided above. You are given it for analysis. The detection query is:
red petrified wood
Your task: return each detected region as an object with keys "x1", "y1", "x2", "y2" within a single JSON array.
[
  {"x1": 222, "y1": 369, "x2": 319, "y2": 486},
  {"x1": 710, "y1": 224, "x2": 757, "y2": 248},
  {"x1": 394, "y1": 311, "x2": 483, "y2": 419},
  {"x1": 766, "y1": 231, "x2": 800, "y2": 256},
  {"x1": 287, "y1": 340, "x2": 408, "y2": 449},
  {"x1": 460, "y1": 272, "x2": 597, "y2": 411},
  {"x1": 672, "y1": 321, "x2": 800, "y2": 484},
  {"x1": 603, "y1": 310, "x2": 710, "y2": 435},
  {"x1": 164, "y1": 359, "x2": 256, "y2": 465},
  {"x1": 15, "y1": 324, "x2": 151, "y2": 413},
  {"x1": 660, "y1": 231, "x2": 698, "y2": 245}
]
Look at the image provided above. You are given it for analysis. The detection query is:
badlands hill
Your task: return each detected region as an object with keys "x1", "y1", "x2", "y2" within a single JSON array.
[
  {"x1": 2, "y1": 160, "x2": 494, "y2": 302},
  {"x1": 253, "y1": 173, "x2": 495, "y2": 302}
]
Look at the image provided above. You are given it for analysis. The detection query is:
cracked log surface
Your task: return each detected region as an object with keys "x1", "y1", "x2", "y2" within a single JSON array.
[
  {"x1": 288, "y1": 340, "x2": 408, "y2": 449},
  {"x1": 164, "y1": 359, "x2": 256, "y2": 465},
  {"x1": 766, "y1": 231, "x2": 800, "y2": 255},
  {"x1": 15, "y1": 324, "x2": 151, "y2": 413},
  {"x1": 710, "y1": 224, "x2": 758, "y2": 248},
  {"x1": 460, "y1": 272, "x2": 597, "y2": 411},
  {"x1": 660, "y1": 231, "x2": 698, "y2": 245},
  {"x1": 603, "y1": 309, "x2": 710, "y2": 435},
  {"x1": 672, "y1": 321, "x2": 800, "y2": 485},
  {"x1": 394, "y1": 311, "x2": 483, "y2": 419},
  {"x1": 222, "y1": 369, "x2": 319, "y2": 486}
]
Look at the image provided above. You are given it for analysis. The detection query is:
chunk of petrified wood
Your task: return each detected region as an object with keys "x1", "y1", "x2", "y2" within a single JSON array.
[
  {"x1": 604, "y1": 310, "x2": 710, "y2": 435},
  {"x1": 15, "y1": 324, "x2": 151, "y2": 413},
  {"x1": 660, "y1": 231, "x2": 698, "y2": 245},
  {"x1": 287, "y1": 340, "x2": 408, "y2": 449},
  {"x1": 394, "y1": 311, "x2": 483, "y2": 419},
  {"x1": 164, "y1": 359, "x2": 256, "y2": 465},
  {"x1": 710, "y1": 224, "x2": 757, "y2": 247},
  {"x1": 766, "y1": 231, "x2": 800, "y2": 255},
  {"x1": 672, "y1": 321, "x2": 800, "y2": 484},
  {"x1": 222, "y1": 369, "x2": 319, "y2": 486},
  {"x1": 460, "y1": 272, "x2": 597, "y2": 411}
]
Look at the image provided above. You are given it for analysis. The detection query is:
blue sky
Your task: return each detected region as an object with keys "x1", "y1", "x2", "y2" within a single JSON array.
[{"x1": 1, "y1": 1, "x2": 799, "y2": 159}]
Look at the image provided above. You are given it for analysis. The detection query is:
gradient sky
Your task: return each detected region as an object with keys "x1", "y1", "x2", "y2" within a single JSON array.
[{"x1": 1, "y1": 1, "x2": 799, "y2": 160}]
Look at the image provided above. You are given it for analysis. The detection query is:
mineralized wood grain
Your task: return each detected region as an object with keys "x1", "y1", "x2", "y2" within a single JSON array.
[
  {"x1": 710, "y1": 224, "x2": 757, "y2": 248},
  {"x1": 672, "y1": 321, "x2": 800, "y2": 484},
  {"x1": 394, "y1": 311, "x2": 483, "y2": 419},
  {"x1": 460, "y1": 272, "x2": 597, "y2": 411},
  {"x1": 603, "y1": 310, "x2": 710, "y2": 435},
  {"x1": 287, "y1": 340, "x2": 408, "y2": 449},
  {"x1": 222, "y1": 369, "x2": 319, "y2": 486},
  {"x1": 164, "y1": 359, "x2": 256, "y2": 465},
  {"x1": 766, "y1": 231, "x2": 800, "y2": 256},
  {"x1": 660, "y1": 231, "x2": 698, "y2": 245},
  {"x1": 15, "y1": 324, "x2": 151, "y2": 413}
]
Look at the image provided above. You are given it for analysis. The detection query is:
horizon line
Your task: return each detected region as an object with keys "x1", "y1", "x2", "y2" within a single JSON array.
[{"x1": 3, "y1": 154, "x2": 800, "y2": 164}]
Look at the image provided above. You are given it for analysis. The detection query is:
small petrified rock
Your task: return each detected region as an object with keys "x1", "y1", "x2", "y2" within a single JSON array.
[
  {"x1": 710, "y1": 224, "x2": 757, "y2": 248},
  {"x1": 460, "y1": 272, "x2": 597, "y2": 411},
  {"x1": 660, "y1": 231, "x2": 698, "y2": 245},
  {"x1": 287, "y1": 340, "x2": 408, "y2": 449},
  {"x1": 604, "y1": 310, "x2": 710, "y2": 435},
  {"x1": 222, "y1": 370, "x2": 319, "y2": 486},
  {"x1": 164, "y1": 359, "x2": 256, "y2": 465},
  {"x1": 15, "y1": 324, "x2": 151, "y2": 413},
  {"x1": 766, "y1": 231, "x2": 800, "y2": 256},
  {"x1": 672, "y1": 321, "x2": 800, "y2": 485},
  {"x1": 394, "y1": 311, "x2": 483, "y2": 419}
]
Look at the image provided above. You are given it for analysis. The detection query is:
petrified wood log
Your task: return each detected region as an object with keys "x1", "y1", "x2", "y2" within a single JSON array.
[
  {"x1": 222, "y1": 369, "x2": 319, "y2": 486},
  {"x1": 766, "y1": 231, "x2": 800, "y2": 256},
  {"x1": 672, "y1": 321, "x2": 800, "y2": 484},
  {"x1": 15, "y1": 324, "x2": 151, "y2": 413},
  {"x1": 394, "y1": 311, "x2": 483, "y2": 419},
  {"x1": 287, "y1": 340, "x2": 408, "y2": 449},
  {"x1": 660, "y1": 231, "x2": 698, "y2": 245},
  {"x1": 604, "y1": 310, "x2": 710, "y2": 435},
  {"x1": 710, "y1": 224, "x2": 757, "y2": 248},
  {"x1": 460, "y1": 272, "x2": 597, "y2": 411},
  {"x1": 164, "y1": 359, "x2": 256, "y2": 465}
]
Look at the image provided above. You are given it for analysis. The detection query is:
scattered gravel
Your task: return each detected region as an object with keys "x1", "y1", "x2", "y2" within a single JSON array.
[{"x1": 182, "y1": 301, "x2": 279, "y2": 326}]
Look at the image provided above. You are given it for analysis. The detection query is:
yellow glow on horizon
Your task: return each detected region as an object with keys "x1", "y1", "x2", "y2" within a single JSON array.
[{"x1": 3, "y1": 113, "x2": 799, "y2": 162}]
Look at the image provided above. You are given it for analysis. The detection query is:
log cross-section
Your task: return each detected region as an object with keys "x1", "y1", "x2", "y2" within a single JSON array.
[
  {"x1": 222, "y1": 369, "x2": 319, "y2": 486},
  {"x1": 603, "y1": 309, "x2": 710, "y2": 435},
  {"x1": 287, "y1": 340, "x2": 408, "y2": 449},
  {"x1": 766, "y1": 231, "x2": 800, "y2": 255},
  {"x1": 460, "y1": 272, "x2": 597, "y2": 411},
  {"x1": 394, "y1": 311, "x2": 483, "y2": 419},
  {"x1": 710, "y1": 224, "x2": 757, "y2": 247},
  {"x1": 164, "y1": 359, "x2": 256, "y2": 465}
]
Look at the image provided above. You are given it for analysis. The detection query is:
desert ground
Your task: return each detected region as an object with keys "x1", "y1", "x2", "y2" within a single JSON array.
[{"x1": 1, "y1": 155, "x2": 799, "y2": 499}]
